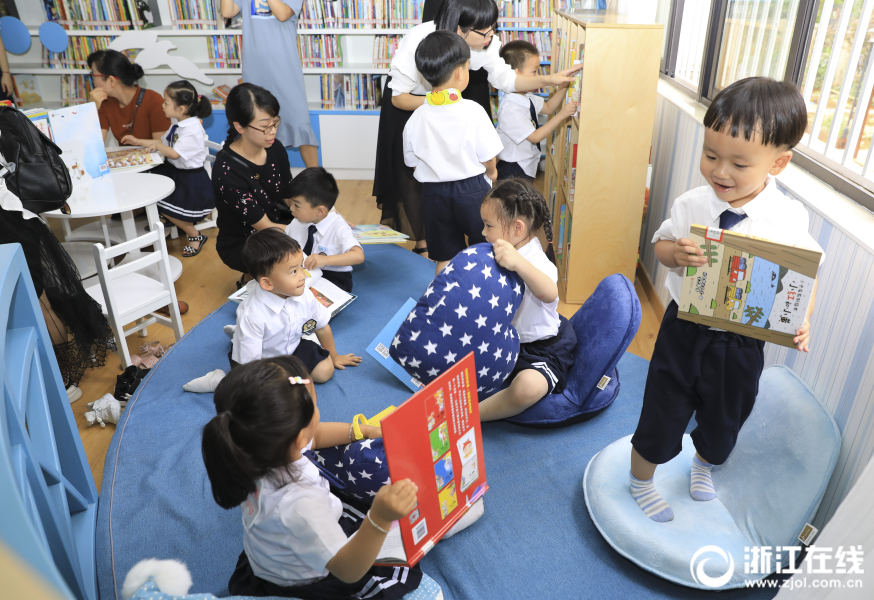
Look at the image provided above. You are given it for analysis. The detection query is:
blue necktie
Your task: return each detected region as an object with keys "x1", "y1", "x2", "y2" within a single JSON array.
[
  {"x1": 529, "y1": 98, "x2": 541, "y2": 150},
  {"x1": 719, "y1": 210, "x2": 747, "y2": 231},
  {"x1": 303, "y1": 224, "x2": 318, "y2": 256},
  {"x1": 166, "y1": 124, "x2": 178, "y2": 148},
  {"x1": 302, "y1": 450, "x2": 346, "y2": 489}
]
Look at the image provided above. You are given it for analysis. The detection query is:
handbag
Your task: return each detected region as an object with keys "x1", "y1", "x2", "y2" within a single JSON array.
[{"x1": 0, "y1": 106, "x2": 72, "y2": 214}]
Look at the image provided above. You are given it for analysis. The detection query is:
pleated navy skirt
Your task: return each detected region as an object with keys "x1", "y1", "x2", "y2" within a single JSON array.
[{"x1": 153, "y1": 162, "x2": 216, "y2": 223}]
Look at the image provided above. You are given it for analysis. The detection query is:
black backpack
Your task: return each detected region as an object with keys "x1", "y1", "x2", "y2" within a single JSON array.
[{"x1": 0, "y1": 106, "x2": 72, "y2": 214}]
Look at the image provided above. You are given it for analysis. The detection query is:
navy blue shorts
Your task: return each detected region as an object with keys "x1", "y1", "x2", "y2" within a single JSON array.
[
  {"x1": 497, "y1": 160, "x2": 534, "y2": 181},
  {"x1": 631, "y1": 301, "x2": 765, "y2": 465},
  {"x1": 228, "y1": 339, "x2": 330, "y2": 374},
  {"x1": 509, "y1": 315, "x2": 577, "y2": 395},
  {"x1": 420, "y1": 174, "x2": 490, "y2": 262}
]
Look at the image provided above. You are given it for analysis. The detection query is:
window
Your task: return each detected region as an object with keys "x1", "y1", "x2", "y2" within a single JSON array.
[{"x1": 675, "y1": 0, "x2": 714, "y2": 87}]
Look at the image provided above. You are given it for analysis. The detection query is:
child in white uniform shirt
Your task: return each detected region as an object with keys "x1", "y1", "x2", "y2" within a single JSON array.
[
  {"x1": 285, "y1": 167, "x2": 364, "y2": 293},
  {"x1": 403, "y1": 30, "x2": 504, "y2": 274},
  {"x1": 495, "y1": 41, "x2": 578, "y2": 181},
  {"x1": 202, "y1": 355, "x2": 423, "y2": 599},
  {"x1": 121, "y1": 80, "x2": 215, "y2": 258},
  {"x1": 477, "y1": 178, "x2": 577, "y2": 422},
  {"x1": 629, "y1": 77, "x2": 824, "y2": 523},
  {"x1": 231, "y1": 229, "x2": 361, "y2": 381}
]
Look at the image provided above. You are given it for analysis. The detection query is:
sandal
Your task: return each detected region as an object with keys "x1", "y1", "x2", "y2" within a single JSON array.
[{"x1": 183, "y1": 234, "x2": 208, "y2": 257}]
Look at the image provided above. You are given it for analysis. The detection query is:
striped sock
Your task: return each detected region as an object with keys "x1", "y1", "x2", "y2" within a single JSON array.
[
  {"x1": 629, "y1": 471, "x2": 674, "y2": 522},
  {"x1": 690, "y1": 455, "x2": 717, "y2": 501}
]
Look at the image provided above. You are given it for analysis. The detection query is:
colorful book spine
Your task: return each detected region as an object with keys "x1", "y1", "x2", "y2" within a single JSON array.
[
  {"x1": 319, "y1": 73, "x2": 382, "y2": 110},
  {"x1": 557, "y1": 205, "x2": 566, "y2": 261},
  {"x1": 44, "y1": 0, "x2": 143, "y2": 30}
]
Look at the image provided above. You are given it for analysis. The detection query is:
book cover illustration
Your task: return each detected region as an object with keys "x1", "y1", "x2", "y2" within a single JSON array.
[
  {"x1": 106, "y1": 147, "x2": 163, "y2": 171},
  {"x1": 379, "y1": 353, "x2": 488, "y2": 566},
  {"x1": 48, "y1": 103, "x2": 109, "y2": 180},
  {"x1": 366, "y1": 298, "x2": 424, "y2": 392},
  {"x1": 23, "y1": 109, "x2": 52, "y2": 140},
  {"x1": 557, "y1": 205, "x2": 566, "y2": 261},
  {"x1": 352, "y1": 224, "x2": 410, "y2": 244},
  {"x1": 677, "y1": 224, "x2": 822, "y2": 347}
]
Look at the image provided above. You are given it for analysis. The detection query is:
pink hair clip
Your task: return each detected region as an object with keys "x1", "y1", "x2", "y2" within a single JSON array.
[
  {"x1": 197, "y1": 94, "x2": 202, "y2": 99},
  {"x1": 288, "y1": 376, "x2": 311, "y2": 385}
]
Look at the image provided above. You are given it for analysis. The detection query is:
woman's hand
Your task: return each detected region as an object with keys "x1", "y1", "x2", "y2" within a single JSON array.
[
  {"x1": 0, "y1": 73, "x2": 12, "y2": 96},
  {"x1": 120, "y1": 135, "x2": 157, "y2": 148},
  {"x1": 370, "y1": 479, "x2": 418, "y2": 529},
  {"x1": 546, "y1": 64, "x2": 583, "y2": 87},
  {"x1": 89, "y1": 87, "x2": 108, "y2": 110}
]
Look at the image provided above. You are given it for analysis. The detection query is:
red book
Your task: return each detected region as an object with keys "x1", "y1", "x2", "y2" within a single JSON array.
[{"x1": 377, "y1": 352, "x2": 488, "y2": 566}]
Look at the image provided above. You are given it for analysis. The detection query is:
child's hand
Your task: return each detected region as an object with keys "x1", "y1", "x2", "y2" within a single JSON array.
[
  {"x1": 672, "y1": 238, "x2": 706, "y2": 267},
  {"x1": 371, "y1": 479, "x2": 418, "y2": 527},
  {"x1": 794, "y1": 318, "x2": 812, "y2": 352},
  {"x1": 333, "y1": 353, "x2": 362, "y2": 369},
  {"x1": 304, "y1": 254, "x2": 326, "y2": 270},
  {"x1": 559, "y1": 102, "x2": 578, "y2": 120},
  {"x1": 492, "y1": 239, "x2": 524, "y2": 272},
  {"x1": 361, "y1": 424, "x2": 382, "y2": 439}
]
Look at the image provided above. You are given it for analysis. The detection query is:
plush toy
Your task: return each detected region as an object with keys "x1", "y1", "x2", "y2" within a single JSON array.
[
  {"x1": 84, "y1": 393, "x2": 127, "y2": 428},
  {"x1": 390, "y1": 243, "x2": 525, "y2": 395}
]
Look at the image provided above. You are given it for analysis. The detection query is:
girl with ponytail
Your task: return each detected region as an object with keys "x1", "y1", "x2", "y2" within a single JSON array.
[
  {"x1": 477, "y1": 177, "x2": 578, "y2": 421},
  {"x1": 210, "y1": 83, "x2": 295, "y2": 275},
  {"x1": 202, "y1": 355, "x2": 424, "y2": 599}
]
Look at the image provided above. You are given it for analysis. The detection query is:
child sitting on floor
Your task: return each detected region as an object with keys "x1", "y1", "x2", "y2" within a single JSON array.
[
  {"x1": 477, "y1": 178, "x2": 577, "y2": 421},
  {"x1": 230, "y1": 229, "x2": 361, "y2": 381},
  {"x1": 285, "y1": 167, "x2": 364, "y2": 293},
  {"x1": 629, "y1": 77, "x2": 824, "y2": 523},
  {"x1": 403, "y1": 30, "x2": 504, "y2": 275},
  {"x1": 202, "y1": 355, "x2": 422, "y2": 599},
  {"x1": 495, "y1": 41, "x2": 578, "y2": 181}
]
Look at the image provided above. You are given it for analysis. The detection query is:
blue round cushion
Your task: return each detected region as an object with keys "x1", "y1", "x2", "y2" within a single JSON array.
[
  {"x1": 389, "y1": 243, "x2": 525, "y2": 394},
  {"x1": 502, "y1": 273, "x2": 641, "y2": 427}
]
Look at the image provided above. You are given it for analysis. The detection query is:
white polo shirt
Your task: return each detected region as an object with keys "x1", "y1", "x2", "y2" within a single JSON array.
[
  {"x1": 232, "y1": 281, "x2": 331, "y2": 364},
  {"x1": 512, "y1": 237, "x2": 561, "y2": 343},
  {"x1": 241, "y1": 439, "x2": 348, "y2": 587},
  {"x1": 164, "y1": 117, "x2": 206, "y2": 169},
  {"x1": 496, "y1": 92, "x2": 545, "y2": 177},
  {"x1": 388, "y1": 21, "x2": 517, "y2": 96},
  {"x1": 653, "y1": 178, "x2": 825, "y2": 305},
  {"x1": 286, "y1": 211, "x2": 362, "y2": 273},
  {"x1": 403, "y1": 98, "x2": 503, "y2": 183}
]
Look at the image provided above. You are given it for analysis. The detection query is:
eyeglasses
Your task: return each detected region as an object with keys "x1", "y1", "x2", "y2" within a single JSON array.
[
  {"x1": 468, "y1": 27, "x2": 496, "y2": 39},
  {"x1": 89, "y1": 73, "x2": 110, "y2": 84},
  {"x1": 248, "y1": 117, "x2": 282, "y2": 135}
]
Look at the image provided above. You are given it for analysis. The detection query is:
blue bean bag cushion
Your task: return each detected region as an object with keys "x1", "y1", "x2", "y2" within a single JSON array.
[
  {"x1": 500, "y1": 273, "x2": 641, "y2": 427},
  {"x1": 389, "y1": 243, "x2": 525, "y2": 395},
  {"x1": 584, "y1": 365, "x2": 841, "y2": 590}
]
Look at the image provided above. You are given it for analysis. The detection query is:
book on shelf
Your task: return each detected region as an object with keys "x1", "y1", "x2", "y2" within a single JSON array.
[
  {"x1": 366, "y1": 298, "x2": 423, "y2": 392},
  {"x1": 567, "y1": 143, "x2": 577, "y2": 203},
  {"x1": 299, "y1": 34, "x2": 342, "y2": 68},
  {"x1": 497, "y1": 0, "x2": 555, "y2": 28},
  {"x1": 59, "y1": 74, "x2": 93, "y2": 107},
  {"x1": 372, "y1": 34, "x2": 402, "y2": 67},
  {"x1": 498, "y1": 30, "x2": 551, "y2": 63},
  {"x1": 352, "y1": 224, "x2": 409, "y2": 244},
  {"x1": 228, "y1": 269, "x2": 357, "y2": 320},
  {"x1": 377, "y1": 352, "x2": 488, "y2": 566},
  {"x1": 677, "y1": 224, "x2": 822, "y2": 348},
  {"x1": 208, "y1": 36, "x2": 241, "y2": 68},
  {"x1": 298, "y1": 0, "x2": 423, "y2": 29},
  {"x1": 43, "y1": 0, "x2": 144, "y2": 30},
  {"x1": 106, "y1": 147, "x2": 164, "y2": 172},
  {"x1": 320, "y1": 74, "x2": 383, "y2": 110},
  {"x1": 557, "y1": 205, "x2": 566, "y2": 261},
  {"x1": 48, "y1": 103, "x2": 109, "y2": 180},
  {"x1": 41, "y1": 36, "x2": 115, "y2": 68},
  {"x1": 23, "y1": 109, "x2": 53, "y2": 140},
  {"x1": 168, "y1": 0, "x2": 221, "y2": 29},
  {"x1": 11, "y1": 75, "x2": 43, "y2": 109}
]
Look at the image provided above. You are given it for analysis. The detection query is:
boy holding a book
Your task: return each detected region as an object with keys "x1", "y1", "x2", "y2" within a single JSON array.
[
  {"x1": 495, "y1": 41, "x2": 578, "y2": 181},
  {"x1": 629, "y1": 78, "x2": 824, "y2": 523},
  {"x1": 285, "y1": 167, "x2": 364, "y2": 293}
]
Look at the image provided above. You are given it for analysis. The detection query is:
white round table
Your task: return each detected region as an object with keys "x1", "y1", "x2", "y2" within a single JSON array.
[{"x1": 42, "y1": 172, "x2": 183, "y2": 282}]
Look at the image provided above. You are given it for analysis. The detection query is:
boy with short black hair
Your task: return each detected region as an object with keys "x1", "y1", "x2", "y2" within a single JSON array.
[
  {"x1": 403, "y1": 30, "x2": 504, "y2": 274},
  {"x1": 285, "y1": 166, "x2": 364, "y2": 293},
  {"x1": 495, "y1": 40, "x2": 578, "y2": 180},
  {"x1": 231, "y1": 229, "x2": 361, "y2": 381},
  {"x1": 629, "y1": 77, "x2": 824, "y2": 523}
]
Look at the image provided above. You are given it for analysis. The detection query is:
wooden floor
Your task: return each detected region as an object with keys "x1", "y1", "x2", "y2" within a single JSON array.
[{"x1": 52, "y1": 180, "x2": 660, "y2": 491}]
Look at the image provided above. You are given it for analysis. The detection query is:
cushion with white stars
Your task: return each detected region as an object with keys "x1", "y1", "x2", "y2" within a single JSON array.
[
  {"x1": 310, "y1": 438, "x2": 392, "y2": 502},
  {"x1": 389, "y1": 243, "x2": 525, "y2": 394}
]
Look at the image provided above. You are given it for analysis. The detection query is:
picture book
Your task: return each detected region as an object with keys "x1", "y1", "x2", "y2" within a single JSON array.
[
  {"x1": 677, "y1": 224, "x2": 822, "y2": 347},
  {"x1": 352, "y1": 224, "x2": 410, "y2": 244},
  {"x1": 568, "y1": 143, "x2": 578, "y2": 203},
  {"x1": 106, "y1": 147, "x2": 164, "y2": 172},
  {"x1": 567, "y1": 59, "x2": 582, "y2": 111},
  {"x1": 557, "y1": 205, "x2": 566, "y2": 261},
  {"x1": 48, "y1": 103, "x2": 109, "y2": 181},
  {"x1": 366, "y1": 298, "x2": 424, "y2": 392},
  {"x1": 23, "y1": 109, "x2": 52, "y2": 141},
  {"x1": 377, "y1": 352, "x2": 487, "y2": 566},
  {"x1": 228, "y1": 271, "x2": 357, "y2": 319}
]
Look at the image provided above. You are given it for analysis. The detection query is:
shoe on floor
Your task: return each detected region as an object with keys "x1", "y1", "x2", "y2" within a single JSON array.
[
  {"x1": 157, "y1": 300, "x2": 189, "y2": 316},
  {"x1": 85, "y1": 393, "x2": 127, "y2": 428},
  {"x1": 183, "y1": 369, "x2": 226, "y2": 393},
  {"x1": 443, "y1": 498, "x2": 484, "y2": 539},
  {"x1": 66, "y1": 384, "x2": 82, "y2": 403},
  {"x1": 115, "y1": 365, "x2": 150, "y2": 401}
]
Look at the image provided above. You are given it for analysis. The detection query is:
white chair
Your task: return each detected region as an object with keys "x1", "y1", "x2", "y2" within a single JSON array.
[
  {"x1": 84, "y1": 222, "x2": 184, "y2": 368},
  {"x1": 167, "y1": 137, "x2": 223, "y2": 239}
]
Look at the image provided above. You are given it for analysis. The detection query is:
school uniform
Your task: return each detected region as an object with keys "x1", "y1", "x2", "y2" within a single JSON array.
[
  {"x1": 230, "y1": 282, "x2": 331, "y2": 371},
  {"x1": 373, "y1": 19, "x2": 517, "y2": 242},
  {"x1": 496, "y1": 92, "x2": 545, "y2": 180},
  {"x1": 286, "y1": 211, "x2": 361, "y2": 293},
  {"x1": 631, "y1": 178, "x2": 825, "y2": 466},
  {"x1": 152, "y1": 118, "x2": 215, "y2": 223},
  {"x1": 507, "y1": 237, "x2": 577, "y2": 394},
  {"x1": 228, "y1": 439, "x2": 422, "y2": 600},
  {"x1": 403, "y1": 94, "x2": 503, "y2": 262}
]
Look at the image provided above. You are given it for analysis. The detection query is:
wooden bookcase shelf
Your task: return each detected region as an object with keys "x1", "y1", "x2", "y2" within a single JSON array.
[{"x1": 544, "y1": 10, "x2": 662, "y2": 304}]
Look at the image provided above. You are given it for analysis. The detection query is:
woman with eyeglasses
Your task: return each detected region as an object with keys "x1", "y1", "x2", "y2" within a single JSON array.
[
  {"x1": 86, "y1": 49, "x2": 172, "y2": 145},
  {"x1": 373, "y1": 0, "x2": 581, "y2": 260},
  {"x1": 212, "y1": 83, "x2": 295, "y2": 277}
]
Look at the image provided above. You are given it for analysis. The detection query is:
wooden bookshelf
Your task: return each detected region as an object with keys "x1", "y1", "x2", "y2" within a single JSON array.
[{"x1": 545, "y1": 10, "x2": 662, "y2": 304}]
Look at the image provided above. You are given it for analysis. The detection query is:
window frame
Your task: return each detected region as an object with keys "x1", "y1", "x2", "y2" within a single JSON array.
[{"x1": 658, "y1": 0, "x2": 874, "y2": 213}]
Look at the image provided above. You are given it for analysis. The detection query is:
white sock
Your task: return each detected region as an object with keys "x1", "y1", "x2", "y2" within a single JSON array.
[
  {"x1": 223, "y1": 324, "x2": 236, "y2": 339},
  {"x1": 443, "y1": 498, "x2": 485, "y2": 539},
  {"x1": 630, "y1": 471, "x2": 674, "y2": 522},
  {"x1": 183, "y1": 369, "x2": 226, "y2": 393},
  {"x1": 690, "y1": 455, "x2": 717, "y2": 501}
]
